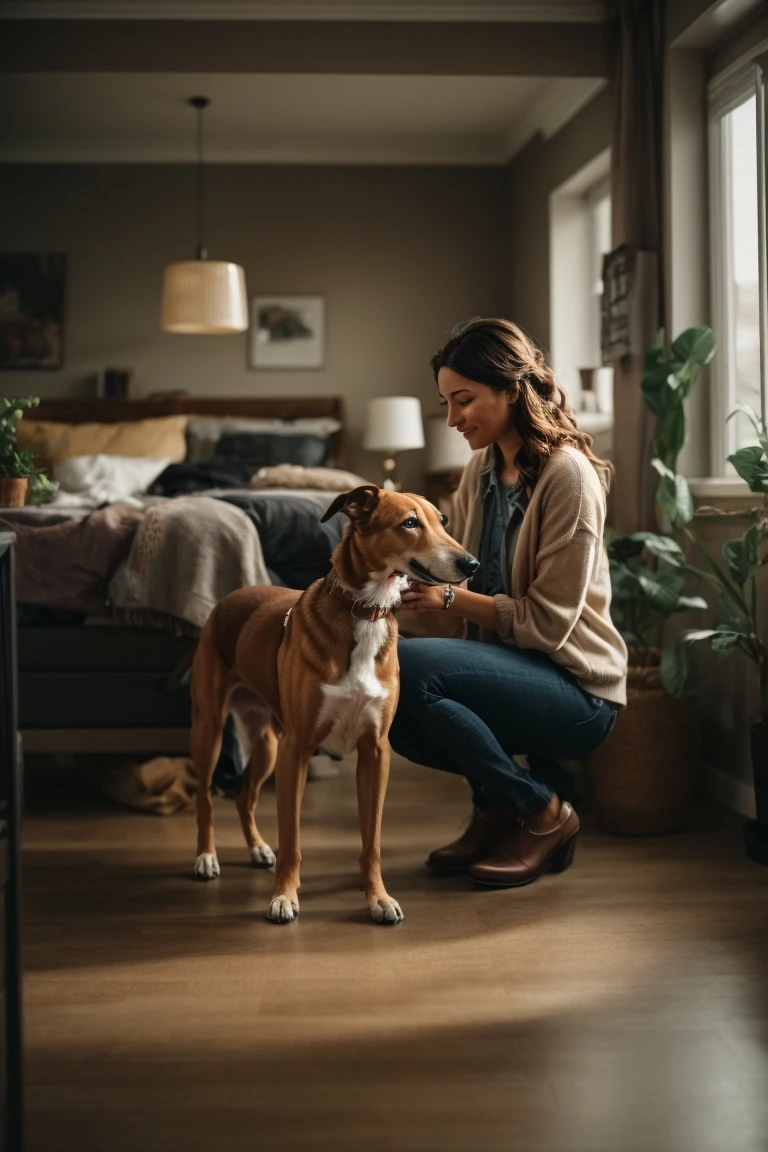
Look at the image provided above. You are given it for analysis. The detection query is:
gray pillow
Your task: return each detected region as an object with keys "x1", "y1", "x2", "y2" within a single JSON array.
[{"x1": 186, "y1": 416, "x2": 341, "y2": 464}]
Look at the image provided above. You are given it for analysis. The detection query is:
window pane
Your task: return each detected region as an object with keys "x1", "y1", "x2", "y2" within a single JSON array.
[{"x1": 726, "y1": 95, "x2": 760, "y2": 447}]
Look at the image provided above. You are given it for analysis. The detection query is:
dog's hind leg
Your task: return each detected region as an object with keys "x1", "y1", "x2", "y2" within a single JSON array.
[
  {"x1": 356, "y1": 728, "x2": 403, "y2": 926},
  {"x1": 191, "y1": 638, "x2": 229, "y2": 881},
  {"x1": 235, "y1": 719, "x2": 278, "y2": 869},
  {"x1": 267, "y1": 734, "x2": 312, "y2": 924}
]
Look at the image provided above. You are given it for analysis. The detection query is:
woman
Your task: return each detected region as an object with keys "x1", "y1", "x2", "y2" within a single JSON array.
[{"x1": 391, "y1": 317, "x2": 627, "y2": 887}]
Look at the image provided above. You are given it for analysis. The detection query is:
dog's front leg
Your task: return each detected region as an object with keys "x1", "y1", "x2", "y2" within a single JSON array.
[
  {"x1": 267, "y1": 734, "x2": 309, "y2": 925},
  {"x1": 356, "y1": 729, "x2": 404, "y2": 926}
]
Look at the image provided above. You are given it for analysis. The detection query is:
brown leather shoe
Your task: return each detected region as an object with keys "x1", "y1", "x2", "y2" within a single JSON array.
[
  {"x1": 468, "y1": 802, "x2": 579, "y2": 887},
  {"x1": 427, "y1": 807, "x2": 521, "y2": 873}
]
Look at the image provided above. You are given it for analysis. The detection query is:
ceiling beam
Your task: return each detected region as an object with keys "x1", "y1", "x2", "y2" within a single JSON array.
[{"x1": 0, "y1": 19, "x2": 610, "y2": 77}]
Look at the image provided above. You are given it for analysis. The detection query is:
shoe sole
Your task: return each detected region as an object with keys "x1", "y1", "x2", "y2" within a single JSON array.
[{"x1": 469, "y1": 831, "x2": 578, "y2": 889}]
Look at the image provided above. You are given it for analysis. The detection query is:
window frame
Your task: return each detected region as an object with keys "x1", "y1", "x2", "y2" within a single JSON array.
[{"x1": 708, "y1": 55, "x2": 767, "y2": 475}]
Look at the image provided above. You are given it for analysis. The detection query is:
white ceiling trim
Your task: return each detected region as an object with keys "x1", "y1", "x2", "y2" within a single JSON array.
[{"x1": 0, "y1": 1, "x2": 606, "y2": 21}]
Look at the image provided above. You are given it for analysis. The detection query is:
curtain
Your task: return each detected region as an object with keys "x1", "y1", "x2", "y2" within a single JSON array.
[{"x1": 609, "y1": 0, "x2": 666, "y2": 533}]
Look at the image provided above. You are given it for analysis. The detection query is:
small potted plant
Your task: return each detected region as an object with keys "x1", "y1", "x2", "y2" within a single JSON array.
[
  {"x1": 586, "y1": 327, "x2": 715, "y2": 834},
  {"x1": 0, "y1": 396, "x2": 56, "y2": 507}
]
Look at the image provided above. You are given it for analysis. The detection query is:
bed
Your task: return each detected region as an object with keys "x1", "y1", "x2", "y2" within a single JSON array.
[{"x1": 4, "y1": 395, "x2": 351, "y2": 757}]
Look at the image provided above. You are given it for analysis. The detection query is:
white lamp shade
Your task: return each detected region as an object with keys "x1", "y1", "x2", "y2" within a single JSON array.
[
  {"x1": 363, "y1": 396, "x2": 425, "y2": 453},
  {"x1": 426, "y1": 415, "x2": 473, "y2": 473},
  {"x1": 161, "y1": 260, "x2": 248, "y2": 334}
]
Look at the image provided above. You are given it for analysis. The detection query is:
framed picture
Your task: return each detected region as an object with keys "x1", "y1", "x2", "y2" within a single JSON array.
[
  {"x1": 0, "y1": 253, "x2": 66, "y2": 370},
  {"x1": 249, "y1": 295, "x2": 325, "y2": 370}
]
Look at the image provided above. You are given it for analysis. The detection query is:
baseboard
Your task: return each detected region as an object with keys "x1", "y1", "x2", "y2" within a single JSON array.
[{"x1": 711, "y1": 768, "x2": 756, "y2": 820}]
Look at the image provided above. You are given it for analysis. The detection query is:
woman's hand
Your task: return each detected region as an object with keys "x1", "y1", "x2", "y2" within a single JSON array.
[{"x1": 398, "y1": 582, "x2": 446, "y2": 613}]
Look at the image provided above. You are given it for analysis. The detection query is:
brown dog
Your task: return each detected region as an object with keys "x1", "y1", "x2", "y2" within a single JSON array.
[{"x1": 190, "y1": 484, "x2": 478, "y2": 925}]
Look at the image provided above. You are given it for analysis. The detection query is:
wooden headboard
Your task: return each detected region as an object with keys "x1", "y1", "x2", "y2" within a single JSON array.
[{"x1": 32, "y1": 396, "x2": 346, "y2": 466}]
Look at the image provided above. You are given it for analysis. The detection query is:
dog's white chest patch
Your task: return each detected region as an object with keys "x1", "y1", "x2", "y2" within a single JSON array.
[{"x1": 317, "y1": 619, "x2": 389, "y2": 756}]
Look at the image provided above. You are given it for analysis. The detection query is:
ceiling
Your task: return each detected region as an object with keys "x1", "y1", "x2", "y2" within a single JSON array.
[
  {"x1": 0, "y1": 0, "x2": 606, "y2": 22},
  {"x1": 0, "y1": 72, "x2": 606, "y2": 165}
]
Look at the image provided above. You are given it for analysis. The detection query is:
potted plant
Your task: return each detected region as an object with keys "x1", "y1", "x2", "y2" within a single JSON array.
[
  {"x1": 586, "y1": 327, "x2": 715, "y2": 834},
  {"x1": 660, "y1": 401, "x2": 768, "y2": 864},
  {"x1": 0, "y1": 396, "x2": 56, "y2": 507}
]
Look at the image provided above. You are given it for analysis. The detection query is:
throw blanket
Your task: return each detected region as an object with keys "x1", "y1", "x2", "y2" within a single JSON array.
[
  {"x1": 0, "y1": 504, "x2": 143, "y2": 616},
  {"x1": 109, "y1": 496, "x2": 271, "y2": 632}
]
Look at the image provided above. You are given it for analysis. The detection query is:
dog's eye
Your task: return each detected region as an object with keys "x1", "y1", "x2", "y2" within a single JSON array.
[
  {"x1": 400, "y1": 517, "x2": 420, "y2": 529},
  {"x1": 439, "y1": 512, "x2": 449, "y2": 528}
]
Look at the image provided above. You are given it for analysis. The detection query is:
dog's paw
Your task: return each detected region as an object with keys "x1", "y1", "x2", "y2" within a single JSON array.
[
  {"x1": 250, "y1": 844, "x2": 276, "y2": 869},
  {"x1": 267, "y1": 895, "x2": 299, "y2": 924},
  {"x1": 194, "y1": 853, "x2": 220, "y2": 881},
  {"x1": 368, "y1": 896, "x2": 404, "y2": 926}
]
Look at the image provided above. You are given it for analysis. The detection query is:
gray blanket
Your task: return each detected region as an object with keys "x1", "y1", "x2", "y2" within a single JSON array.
[{"x1": 108, "y1": 496, "x2": 270, "y2": 633}]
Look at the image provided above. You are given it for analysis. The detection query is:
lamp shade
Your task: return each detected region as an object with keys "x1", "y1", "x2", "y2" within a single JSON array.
[
  {"x1": 161, "y1": 260, "x2": 248, "y2": 334},
  {"x1": 363, "y1": 396, "x2": 425, "y2": 453},
  {"x1": 426, "y1": 415, "x2": 473, "y2": 473}
]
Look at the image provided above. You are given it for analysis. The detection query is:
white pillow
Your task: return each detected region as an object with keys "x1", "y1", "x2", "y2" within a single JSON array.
[{"x1": 53, "y1": 454, "x2": 171, "y2": 504}]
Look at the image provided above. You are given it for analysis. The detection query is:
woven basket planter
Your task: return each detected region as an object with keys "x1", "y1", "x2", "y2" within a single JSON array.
[
  {"x1": 0, "y1": 477, "x2": 28, "y2": 508},
  {"x1": 585, "y1": 655, "x2": 700, "y2": 835}
]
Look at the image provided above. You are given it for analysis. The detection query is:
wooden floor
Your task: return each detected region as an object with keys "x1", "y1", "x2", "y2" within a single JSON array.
[{"x1": 21, "y1": 753, "x2": 768, "y2": 1152}]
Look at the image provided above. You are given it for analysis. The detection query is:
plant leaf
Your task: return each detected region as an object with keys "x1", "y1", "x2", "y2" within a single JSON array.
[
  {"x1": 669, "y1": 326, "x2": 717, "y2": 371},
  {"x1": 722, "y1": 524, "x2": 762, "y2": 588},
  {"x1": 660, "y1": 642, "x2": 687, "y2": 695},
  {"x1": 727, "y1": 445, "x2": 768, "y2": 493}
]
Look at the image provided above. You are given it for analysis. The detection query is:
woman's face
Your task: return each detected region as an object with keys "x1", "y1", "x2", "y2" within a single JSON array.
[{"x1": 437, "y1": 366, "x2": 513, "y2": 451}]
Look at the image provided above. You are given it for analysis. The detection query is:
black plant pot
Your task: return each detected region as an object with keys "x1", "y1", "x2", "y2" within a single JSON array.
[{"x1": 744, "y1": 720, "x2": 768, "y2": 866}]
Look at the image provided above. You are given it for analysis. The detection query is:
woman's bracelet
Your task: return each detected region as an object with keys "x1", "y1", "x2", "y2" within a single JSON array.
[{"x1": 443, "y1": 584, "x2": 456, "y2": 611}]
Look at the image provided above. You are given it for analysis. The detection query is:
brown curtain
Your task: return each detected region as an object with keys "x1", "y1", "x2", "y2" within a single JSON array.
[{"x1": 609, "y1": 0, "x2": 666, "y2": 533}]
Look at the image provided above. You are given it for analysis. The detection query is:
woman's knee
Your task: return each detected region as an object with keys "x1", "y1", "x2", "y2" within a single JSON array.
[{"x1": 396, "y1": 638, "x2": 447, "y2": 699}]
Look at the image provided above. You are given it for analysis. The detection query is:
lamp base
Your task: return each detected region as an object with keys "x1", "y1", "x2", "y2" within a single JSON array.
[{"x1": 381, "y1": 456, "x2": 401, "y2": 492}]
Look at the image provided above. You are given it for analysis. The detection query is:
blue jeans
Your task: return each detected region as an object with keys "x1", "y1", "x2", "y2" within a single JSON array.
[{"x1": 389, "y1": 638, "x2": 617, "y2": 817}]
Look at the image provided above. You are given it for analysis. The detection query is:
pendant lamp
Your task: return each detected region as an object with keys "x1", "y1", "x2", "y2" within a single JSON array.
[{"x1": 161, "y1": 96, "x2": 248, "y2": 334}]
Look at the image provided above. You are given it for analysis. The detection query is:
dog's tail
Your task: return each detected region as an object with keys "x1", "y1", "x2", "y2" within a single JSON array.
[{"x1": 164, "y1": 640, "x2": 198, "y2": 694}]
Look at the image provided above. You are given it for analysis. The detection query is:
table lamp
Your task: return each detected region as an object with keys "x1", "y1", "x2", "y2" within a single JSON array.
[
  {"x1": 426, "y1": 415, "x2": 473, "y2": 491},
  {"x1": 363, "y1": 397, "x2": 425, "y2": 490}
]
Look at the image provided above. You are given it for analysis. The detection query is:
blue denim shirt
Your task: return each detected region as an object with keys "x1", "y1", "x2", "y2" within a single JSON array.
[{"x1": 467, "y1": 450, "x2": 528, "y2": 643}]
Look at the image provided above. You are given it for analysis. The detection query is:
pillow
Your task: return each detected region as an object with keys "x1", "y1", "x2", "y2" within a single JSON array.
[
  {"x1": 17, "y1": 415, "x2": 189, "y2": 470},
  {"x1": 250, "y1": 464, "x2": 370, "y2": 491},
  {"x1": 215, "y1": 432, "x2": 332, "y2": 470},
  {"x1": 186, "y1": 416, "x2": 341, "y2": 464},
  {"x1": 52, "y1": 455, "x2": 172, "y2": 506}
]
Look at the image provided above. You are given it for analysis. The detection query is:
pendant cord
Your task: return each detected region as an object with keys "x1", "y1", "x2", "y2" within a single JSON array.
[{"x1": 191, "y1": 97, "x2": 209, "y2": 260}]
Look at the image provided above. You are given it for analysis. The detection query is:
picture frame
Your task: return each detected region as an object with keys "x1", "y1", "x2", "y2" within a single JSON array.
[
  {"x1": 249, "y1": 295, "x2": 325, "y2": 370},
  {"x1": 0, "y1": 253, "x2": 66, "y2": 370}
]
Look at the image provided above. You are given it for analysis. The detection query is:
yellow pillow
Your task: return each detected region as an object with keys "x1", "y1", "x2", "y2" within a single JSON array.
[{"x1": 17, "y1": 415, "x2": 189, "y2": 470}]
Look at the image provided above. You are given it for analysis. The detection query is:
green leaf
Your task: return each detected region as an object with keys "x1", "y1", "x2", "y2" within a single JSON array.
[
  {"x1": 674, "y1": 595, "x2": 708, "y2": 611},
  {"x1": 653, "y1": 461, "x2": 694, "y2": 531},
  {"x1": 630, "y1": 532, "x2": 686, "y2": 562},
  {"x1": 669, "y1": 326, "x2": 716, "y2": 370},
  {"x1": 722, "y1": 524, "x2": 762, "y2": 588},
  {"x1": 637, "y1": 573, "x2": 680, "y2": 614},
  {"x1": 711, "y1": 628, "x2": 744, "y2": 655},
  {"x1": 727, "y1": 445, "x2": 768, "y2": 493},
  {"x1": 660, "y1": 642, "x2": 687, "y2": 695},
  {"x1": 641, "y1": 365, "x2": 672, "y2": 415}
]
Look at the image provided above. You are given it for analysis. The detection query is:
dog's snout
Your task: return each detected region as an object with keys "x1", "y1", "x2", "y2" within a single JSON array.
[{"x1": 456, "y1": 555, "x2": 480, "y2": 577}]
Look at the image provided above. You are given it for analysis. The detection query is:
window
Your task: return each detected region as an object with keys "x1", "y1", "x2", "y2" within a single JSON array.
[{"x1": 709, "y1": 58, "x2": 767, "y2": 473}]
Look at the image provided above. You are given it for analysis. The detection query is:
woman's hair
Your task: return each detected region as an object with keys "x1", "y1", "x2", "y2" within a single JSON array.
[{"x1": 431, "y1": 317, "x2": 610, "y2": 494}]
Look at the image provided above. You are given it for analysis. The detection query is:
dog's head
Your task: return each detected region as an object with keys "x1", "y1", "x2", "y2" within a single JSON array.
[{"x1": 322, "y1": 485, "x2": 479, "y2": 586}]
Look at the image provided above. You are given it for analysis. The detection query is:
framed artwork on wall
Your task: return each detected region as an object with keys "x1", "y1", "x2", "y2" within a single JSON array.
[
  {"x1": 249, "y1": 295, "x2": 325, "y2": 370},
  {"x1": 0, "y1": 253, "x2": 66, "y2": 370}
]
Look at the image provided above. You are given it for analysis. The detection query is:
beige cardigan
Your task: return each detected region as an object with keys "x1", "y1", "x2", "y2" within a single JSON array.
[{"x1": 450, "y1": 445, "x2": 628, "y2": 707}]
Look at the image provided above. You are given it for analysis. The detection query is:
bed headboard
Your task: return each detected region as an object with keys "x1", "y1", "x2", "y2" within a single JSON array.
[{"x1": 32, "y1": 396, "x2": 346, "y2": 467}]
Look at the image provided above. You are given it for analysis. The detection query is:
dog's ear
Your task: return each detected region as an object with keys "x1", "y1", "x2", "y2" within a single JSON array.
[{"x1": 321, "y1": 485, "x2": 380, "y2": 524}]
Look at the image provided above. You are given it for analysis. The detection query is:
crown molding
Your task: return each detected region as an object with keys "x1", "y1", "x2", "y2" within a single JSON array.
[
  {"x1": 0, "y1": 1, "x2": 606, "y2": 20},
  {"x1": 0, "y1": 139, "x2": 509, "y2": 166},
  {"x1": 503, "y1": 77, "x2": 605, "y2": 160}
]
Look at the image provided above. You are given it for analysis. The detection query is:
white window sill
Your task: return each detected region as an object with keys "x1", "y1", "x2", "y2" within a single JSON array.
[{"x1": 688, "y1": 476, "x2": 752, "y2": 499}]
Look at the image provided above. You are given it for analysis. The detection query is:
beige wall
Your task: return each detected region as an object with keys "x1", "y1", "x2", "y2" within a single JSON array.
[
  {"x1": 0, "y1": 164, "x2": 508, "y2": 491},
  {"x1": 505, "y1": 85, "x2": 613, "y2": 353}
]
